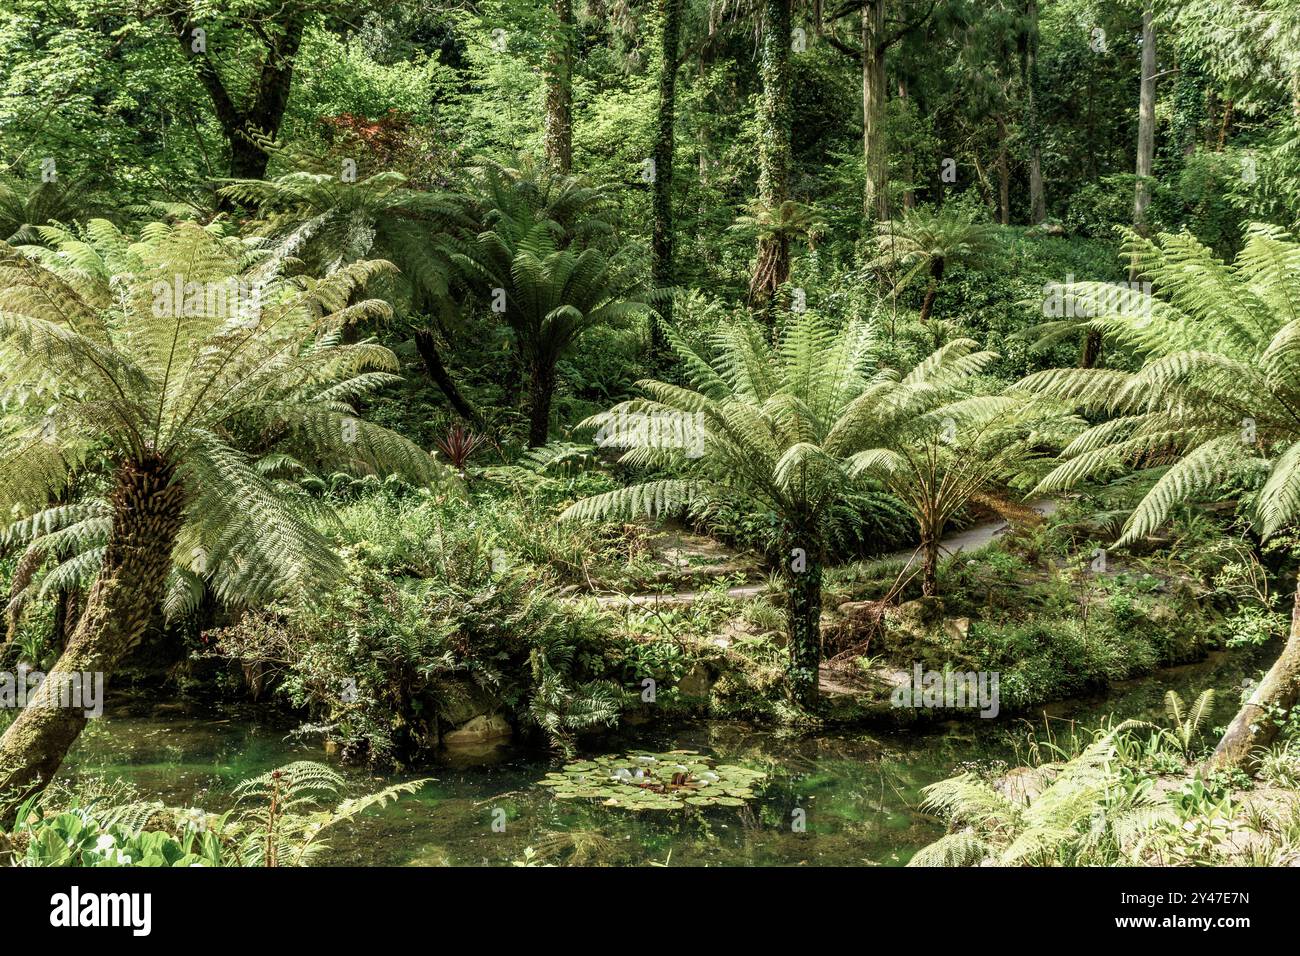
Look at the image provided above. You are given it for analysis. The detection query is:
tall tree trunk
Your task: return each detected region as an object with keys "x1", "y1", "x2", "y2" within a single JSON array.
[
  {"x1": 753, "y1": 0, "x2": 793, "y2": 308},
  {"x1": 995, "y1": 114, "x2": 1011, "y2": 226},
  {"x1": 862, "y1": 0, "x2": 889, "y2": 221},
  {"x1": 898, "y1": 78, "x2": 915, "y2": 210},
  {"x1": 1210, "y1": 578, "x2": 1300, "y2": 770},
  {"x1": 1023, "y1": 0, "x2": 1046, "y2": 223},
  {"x1": 414, "y1": 329, "x2": 482, "y2": 427},
  {"x1": 1216, "y1": 98, "x2": 1234, "y2": 150},
  {"x1": 1133, "y1": 7, "x2": 1157, "y2": 230},
  {"x1": 0, "y1": 457, "x2": 185, "y2": 825},
  {"x1": 918, "y1": 256, "x2": 945, "y2": 323},
  {"x1": 545, "y1": 0, "x2": 575, "y2": 174},
  {"x1": 651, "y1": 0, "x2": 684, "y2": 350},
  {"x1": 787, "y1": 559, "x2": 822, "y2": 708},
  {"x1": 527, "y1": 363, "x2": 556, "y2": 448}
]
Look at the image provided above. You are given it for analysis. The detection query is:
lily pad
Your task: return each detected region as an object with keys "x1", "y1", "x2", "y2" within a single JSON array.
[{"x1": 537, "y1": 750, "x2": 767, "y2": 811}]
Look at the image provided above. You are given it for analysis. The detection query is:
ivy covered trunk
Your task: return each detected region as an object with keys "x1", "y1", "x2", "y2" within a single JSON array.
[
  {"x1": 787, "y1": 559, "x2": 822, "y2": 708},
  {"x1": 651, "y1": 0, "x2": 684, "y2": 349},
  {"x1": 752, "y1": 0, "x2": 792, "y2": 307},
  {"x1": 1022, "y1": 0, "x2": 1047, "y2": 224},
  {"x1": 1210, "y1": 578, "x2": 1300, "y2": 770},
  {"x1": 528, "y1": 363, "x2": 556, "y2": 448},
  {"x1": 0, "y1": 456, "x2": 185, "y2": 826},
  {"x1": 544, "y1": 0, "x2": 574, "y2": 174}
]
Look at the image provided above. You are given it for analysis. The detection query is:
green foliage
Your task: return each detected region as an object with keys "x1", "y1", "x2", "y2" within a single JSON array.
[
  {"x1": 1162, "y1": 688, "x2": 1217, "y2": 759},
  {"x1": 1023, "y1": 224, "x2": 1300, "y2": 544},
  {"x1": 11, "y1": 761, "x2": 427, "y2": 867}
]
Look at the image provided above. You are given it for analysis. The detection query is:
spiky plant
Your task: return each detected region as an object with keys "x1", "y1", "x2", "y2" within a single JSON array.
[
  {"x1": 561, "y1": 312, "x2": 998, "y2": 705},
  {"x1": 0, "y1": 219, "x2": 441, "y2": 820},
  {"x1": 871, "y1": 206, "x2": 999, "y2": 323},
  {"x1": 449, "y1": 163, "x2": 653, "y2": 446},
  {"x1": 433, "y1": 423, "x2": 487, "y2": 475},
  {"x1": 1017, "y1": 223, "x2": 1300, "y2": 769}
]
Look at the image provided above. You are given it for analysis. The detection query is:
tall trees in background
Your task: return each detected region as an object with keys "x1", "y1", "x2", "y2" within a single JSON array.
[
  {"x1": 652, "y1": 0, "x2": 686, "y2": 343},
  {"x1": 821, "y1": 0, "x2": 936, "y2": 222},
  {"x1": 1021, "y1": 0, "x2": 1047, "y2": 223},
  {"x1": 544, "y1": 0, "x2": 575, "y2": 173},
  {"x1": 752, "y1": 0, "x2": 794, "y2": 306},
  {"x1": 166, "y1": 2, "x2": 308, "y2": 181},
  {"x1": 1133, "y1": 5, "x2": 1157, "y2": 230}
]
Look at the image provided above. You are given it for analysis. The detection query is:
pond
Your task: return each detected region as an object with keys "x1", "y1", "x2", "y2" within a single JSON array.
[{"x1": 60, "y1": 644, "x2": 1274, "y2": 866}]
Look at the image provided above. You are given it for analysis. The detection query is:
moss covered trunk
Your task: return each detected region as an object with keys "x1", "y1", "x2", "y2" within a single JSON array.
[
  {"x1": 787, "y1": 560, "x2": 822, "y2": 708},
  {"x1": 544, "y1": 0, "x2": 574, "y2": 173},
  {"x1": 752, "y1": 0, "x2": 792, "y2": 308},
  {"x1": 651, "y1": 0, "x2": 684, "y2": 349},
  {"x1": 0, "y1": 456, "x2": 184, "y2": 825},
  {"x1": 1209, "y1": 578, "x2": 1300, "y2": 770}
]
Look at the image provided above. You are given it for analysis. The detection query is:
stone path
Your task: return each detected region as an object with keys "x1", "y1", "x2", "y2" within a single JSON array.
[{"x1": 587, "y1": 498, "x2": 1059, "y2": 610}]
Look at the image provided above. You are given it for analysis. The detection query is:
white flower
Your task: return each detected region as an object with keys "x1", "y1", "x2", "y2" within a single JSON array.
[{"x1": 95, "y1": 834, "x2": 115, "y2": 852}]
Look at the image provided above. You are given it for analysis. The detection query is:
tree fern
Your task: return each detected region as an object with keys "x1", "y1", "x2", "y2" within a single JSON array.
[
  {"x1": 562, "y1": 310, "x2": 1011, "y2": 704},
  {"x1": 0, "y1": 219, "x2": 449, "y2": 817}
]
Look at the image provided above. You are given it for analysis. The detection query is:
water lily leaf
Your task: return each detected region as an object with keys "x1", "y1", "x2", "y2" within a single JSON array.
[{"x1": 538, "y1": 751, "x2": 767, "y2": 811}]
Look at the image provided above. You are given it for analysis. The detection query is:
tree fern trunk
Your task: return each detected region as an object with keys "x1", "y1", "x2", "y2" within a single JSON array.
[
  {"x1": 414, "y1": 329, "x2": 482, "y2": 427},
  {"x1": 918, "y1": 257, "x2": 944, "y2": 323},
  {"x1": 0, "y1": 456, "x2": 184, "y2": 825},
  {"x1": 787, "y1": 561, "x2": 822, "y2": 708},
  {"x1": 1209, "y1": 579, "x2": 1300, "y2": 770},
  {"x1": 922, "y1": 535, "x2": 940, "y2": 597},
  {"x1": 528, "y1": 363, "x2": 556, "y2": 448},
  {"x1": 1081, "y1": 326, "x2": 1102, "y2": 368}
]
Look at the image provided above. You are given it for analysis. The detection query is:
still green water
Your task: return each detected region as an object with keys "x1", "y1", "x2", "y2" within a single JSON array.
[{"x1": 61, "y1": 647, "x2": 1270, "y2": 866}]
